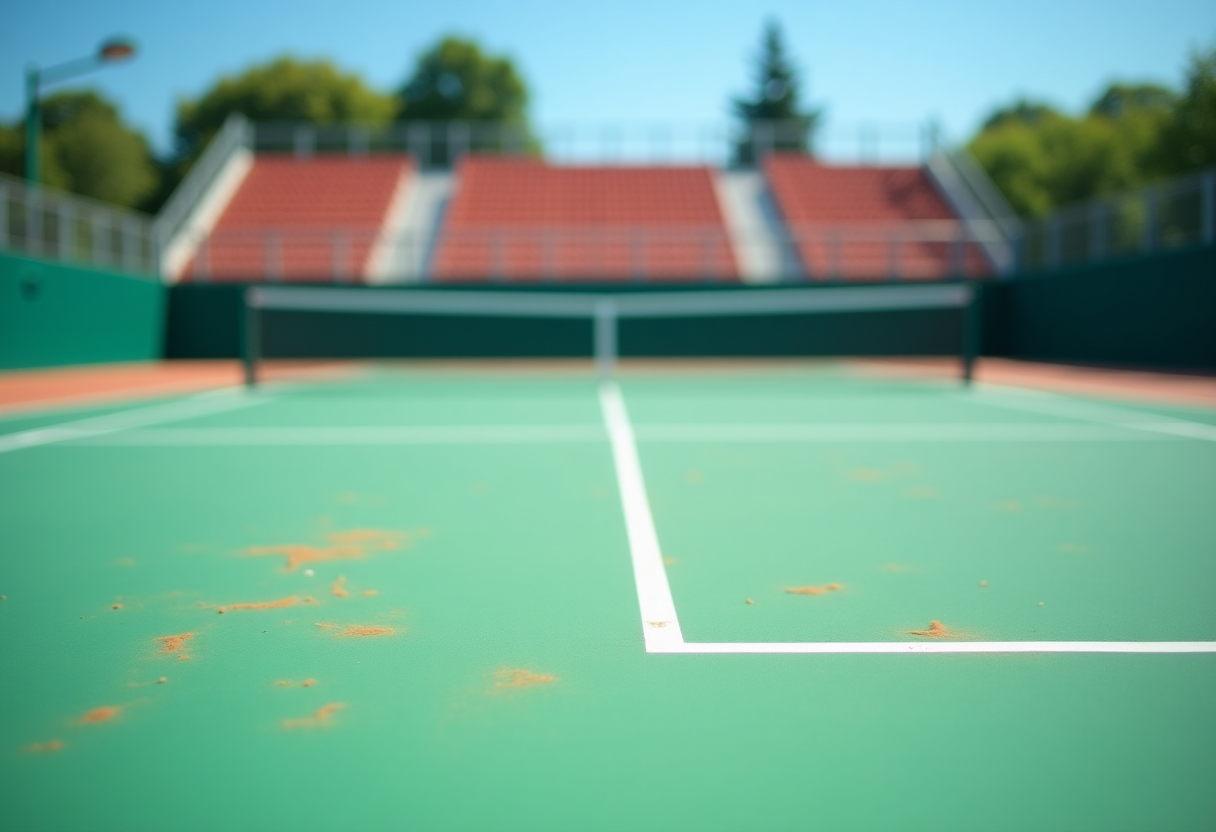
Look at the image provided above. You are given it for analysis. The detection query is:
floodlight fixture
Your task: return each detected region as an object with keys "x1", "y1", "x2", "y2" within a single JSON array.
[{"x1": 25, "y1": 36, "x2": 139, "y2": 185}]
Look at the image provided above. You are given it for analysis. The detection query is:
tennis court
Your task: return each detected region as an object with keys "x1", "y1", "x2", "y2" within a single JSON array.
[{"x1": 2, "y1": 360, "x2": 1215, "y2": 831}]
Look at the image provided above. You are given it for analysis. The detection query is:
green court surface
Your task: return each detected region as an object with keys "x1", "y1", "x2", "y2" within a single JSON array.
[{"x1": 1, "y1": 364, "x2": 1214, "y2": 832}]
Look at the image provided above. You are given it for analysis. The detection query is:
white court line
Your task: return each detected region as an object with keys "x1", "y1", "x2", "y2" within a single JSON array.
[
  {"x1": 661, "y1": 641, "x2": 1216, "y2": 654},
  {"x1": 0, "y1": 388, "x2": 272, "y2": 454},
  {"x1": 598, "y1": 382, "x2": 1216, "y2": 655},
  {"x1": 963, "y1": 383, "x2": 1216, "y2": 442},
  {"x1": 78, "y1": 424, "x2": 607, "y2": 445},
  {"x1": 73, "y1": 422, "x2": 1183, "y2": 446},
  {"x1": 599, "y1": 382, "x2": 685, "y2": 651},
  {"x1": 633, "y1": 423, "x2": 1173, "y2": 442}
]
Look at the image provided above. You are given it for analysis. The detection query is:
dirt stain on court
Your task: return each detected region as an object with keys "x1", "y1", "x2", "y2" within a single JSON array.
[
  {"x1": 244, "y1": 528, "x2": 428, "y2": 572},
  {"x1": 331, "y1": 576, "x2": 350, "y2": 597},
  {"x1": 281, "y1": 703, "x2": 344, "y2": 730},
  {"x1": 315, "y1": 622, "x2": 399, "y2": 638},
  {"x1": 23, "y1": 739, "x2": 64, "y2": 754},
  {"x1": 907, "y1": 620, "x2": 955, "y2": 638},
  {"x1": 216, "y1": 596, "x2": 317, "y2": 614},
  {"x1": 786, "y1": 583, "x2": 843, "y2": 596},
  {"x1": 493, "y1": 669, "x2": 556, "y2": 689},
  {"x1": 155, "y1": 632, "x2": 195, "y2": 660},
  {"x1": 274, "y1": 678, "x2": 317, "y2": 688},
  {"x1": 78, "y1": 706, "x2": 121, "y2": 725}
]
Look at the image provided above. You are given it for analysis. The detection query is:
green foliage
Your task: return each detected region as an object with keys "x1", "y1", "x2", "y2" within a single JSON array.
[
  {"x1": 0, "y1": 123, "x2": 22, "y2": 180},
  {"x1": 731, "y1": 20, "x2": 821, "y2": 165},
  {"x1": 1156, "y1": 46, "x2": 1216, "y2": 172},
  {"x1": 970, "y1": 97, "x2": 1157, "y2": 217},
  {"x1": 0, "y1": 91, "x2": 158, "y2": 210},
  {"x1": 397, "y1": 37, "x2": 531, "y2": 124},
  {"x1": 174, "y1": 57, "x2": 396, "y2": 161},
  {"x1": 970, "y1": 44, "x2": 1216, "y2": 217}
]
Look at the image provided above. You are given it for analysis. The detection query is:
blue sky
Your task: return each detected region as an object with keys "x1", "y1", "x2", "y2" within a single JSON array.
[{"x1": 1, "y1": 0, "x2": 1213, "y2": 157}]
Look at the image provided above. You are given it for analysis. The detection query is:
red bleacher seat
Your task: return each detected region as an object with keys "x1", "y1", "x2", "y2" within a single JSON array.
[
  {"x1": 764, "y1": 154, "x2": 989, "y2": 280},
  {"x1": 183, "y1": 155, "x2": 412, "y2": 282},
  {"x1": 433, "y1": 157, "x2": 738, "y2": 282}
]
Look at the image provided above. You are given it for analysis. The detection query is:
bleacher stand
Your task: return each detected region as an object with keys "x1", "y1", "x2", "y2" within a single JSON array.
[
  {"x1": 764, "y1": 154, "x2": 989, "y2": 279},
  {"x1": 432, "y1": 157, "x2": 739, "y2": 282},
  {"x1": 182, "y1": 155, "x2": 413, "y2": 282}
]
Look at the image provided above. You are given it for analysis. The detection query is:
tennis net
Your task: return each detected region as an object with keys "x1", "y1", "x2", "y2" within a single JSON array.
[{"x1": 240, "y1": 282, "x2": 984, "y2": 385}]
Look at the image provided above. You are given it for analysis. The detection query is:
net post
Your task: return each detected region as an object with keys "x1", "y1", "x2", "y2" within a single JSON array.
[
  {"x1": 962, "y1": 280, "x2": 983, "y2": 386},
  {"x1": 594, "y1": 299, "x2": 618, "y2": 381},
  {"x1": 242, "y1": 286, "x2": 261, "y2": 388}
]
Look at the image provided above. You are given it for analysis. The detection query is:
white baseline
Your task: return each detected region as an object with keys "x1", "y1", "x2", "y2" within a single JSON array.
[{"x1": 597, "y1": 381, "x2": 1216, "y2": 656}]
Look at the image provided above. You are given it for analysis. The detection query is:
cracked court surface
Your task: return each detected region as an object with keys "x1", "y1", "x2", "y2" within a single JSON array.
[{"x1": 1, "y1": 363, "x2": 1214, "y2": 831}]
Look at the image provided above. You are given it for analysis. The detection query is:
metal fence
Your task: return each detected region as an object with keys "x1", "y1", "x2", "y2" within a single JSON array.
[
  {"x1": 250, "y1": 119, "x2": 940, "y2": 168},
  {"x1": 179, "y1": 220, "x2": 1002, "y2": 283},
  {"x1": 0, "y1": 172, "x2": 159, "y2": 277},
  {"x1": 1018, "y1": 168, "x2": 1216, "y2": 272}
]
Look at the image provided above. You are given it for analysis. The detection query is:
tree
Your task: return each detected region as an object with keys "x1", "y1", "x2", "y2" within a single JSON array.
[
  {"x1": 395, "y1": 37, "x2": 535, "y2": 162},
  {"x1": 0, "y1": 90, "x2": 158, "y2": 210},
  {"x1": 397, "y1": 37, "x2": 530, "y2": 124},
  {"x1": 1155, "y1": 44, "x2": 1216, "y2": 173},
  {"x1": 969, "y1": 85, "x2": 1179, "y2": 218},
  {"x1": 968, "y1": 42, "x2": 1216, "y2": 217},
  {"x1": 173, "y1": 57, "x2": 396, "y2": 163},
  {"x1": 730, "y1": 21, "x2": 821, "y2": 166}
]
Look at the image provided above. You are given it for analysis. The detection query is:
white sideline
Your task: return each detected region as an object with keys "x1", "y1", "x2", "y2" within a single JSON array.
[
  {"x1": 599, "y1": 382, "x2": 684, "y2": 651},
  {"x1": 0, "y1": 389, "x2": 272, "y2": 454},
  {"x1": 597, "y1": 382, "x2": 1216, "y2": 656},
  {"x1": 963, "y1": 383, "x2": 1216, "y2": 442}
]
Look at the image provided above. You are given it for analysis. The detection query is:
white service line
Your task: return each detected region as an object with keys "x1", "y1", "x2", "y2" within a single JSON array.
[
  {"x1": 80, "y1": 424, "x2": 606, "y2": 446},
  {"x1": 600, "y1": 382, "x2": 1216, "y2": 656},
  {"x1": 0, "y1": 388, "x2": 273, "y2": 454},
  {"x1": 599, "y1": 382, "x2": 684, "y2": 651},
  {"x1": 633, "y1": 422, "x2": 1174, "y2": 442}
]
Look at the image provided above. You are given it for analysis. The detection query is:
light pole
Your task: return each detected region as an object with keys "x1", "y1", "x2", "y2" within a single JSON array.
[{"x1": 25, "y1": 36, "x2": 137, "y2": 186}]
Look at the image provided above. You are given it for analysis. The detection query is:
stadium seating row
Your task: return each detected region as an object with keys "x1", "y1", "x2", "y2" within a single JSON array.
[{"x1": 181, "y1": 153, "x2": 989, "y2": 283}]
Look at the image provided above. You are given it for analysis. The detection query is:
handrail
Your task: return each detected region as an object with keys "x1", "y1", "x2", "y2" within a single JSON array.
[
  {"x1": 153, "y1": 113, "x2": 252, "y2": 256},
  {"x1": 942, "y1": 148, "x2": 1021, "y2": 240}
]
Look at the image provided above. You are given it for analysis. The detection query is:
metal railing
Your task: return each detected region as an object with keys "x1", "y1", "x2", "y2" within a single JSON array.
[
  {"x1": 1018, "y1": 167, "x2": 1216, "y2": 272},
  {"x1": 249, "y1": 119, "x2": 941, "y2": 167},
  {"x1": 180, "y1": 220, "x2": 1001, "y2": 283},
  {"x1": 926, "y1": 149, "x2": 1021, "y2": 275},
  {"x1": 153, "y1": 113, "x2": 253, "y2": 257},
  {"x1": 0, "y1": 172, "x2": 159, "y2": 277}
]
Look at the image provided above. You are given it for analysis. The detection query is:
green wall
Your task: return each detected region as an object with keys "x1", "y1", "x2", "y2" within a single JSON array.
[
  {"x1": 995, "y1": 244, "x2": 1216, "y2": 371},
  {"x1": 0, "y1": 251, "x2": 166, "y2": 370}
]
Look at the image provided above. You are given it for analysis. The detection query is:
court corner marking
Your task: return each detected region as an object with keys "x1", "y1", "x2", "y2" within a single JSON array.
[{"x1": 600, "y1": 381, "x2": 1216, "y2": 657}]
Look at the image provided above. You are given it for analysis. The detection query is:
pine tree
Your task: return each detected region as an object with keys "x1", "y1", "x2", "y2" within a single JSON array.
[{"x1": 731, "y1": 21, "x2": 820, "y2": 166}]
